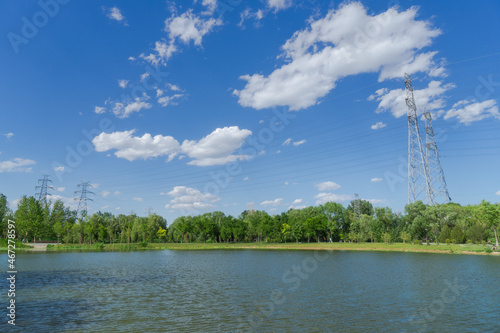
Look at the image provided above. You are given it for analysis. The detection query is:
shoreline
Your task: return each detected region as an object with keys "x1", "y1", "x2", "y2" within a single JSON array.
[{"x1": 3, "y1": 242, "x2": 499, "y2": 256}]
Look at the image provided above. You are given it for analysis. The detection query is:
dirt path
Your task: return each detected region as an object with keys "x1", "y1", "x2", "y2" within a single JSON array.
[{"x1": 26, "y1": 243, "x2": 49, "y2": 251}]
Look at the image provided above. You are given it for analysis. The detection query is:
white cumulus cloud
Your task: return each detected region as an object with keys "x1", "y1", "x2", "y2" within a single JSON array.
[
  {"x1": 118, "y1": 79, "x2": 129, "y2": 88},
  {"x1": 180, "y1": 126, "x2": 252, "y2": 166},
  {"x1": 444, "y1": 99, "x2": 499, "y2": 125},
  {"x1": 260, "y1": 198, "x2": 286, "y2": 206},
  {"x1": 369, "y1": 80, "x2": 455, "y2": 118},
  {"x1": 315, "y1": 193, "x2": 351, "y2": 205},
  {"x1": 93, "y1": 126, "x2": 252, "y2": 166},
  {"x1": 315, "y1": 181, "x2": 341, "y2": 191},
  {"x1": 165, "y1": 186, "x2": 220, "y2": 211},
  {"x1": 93, "y1": 130, "x2": 180, "y2": 162},
  {"x1": 234, "y1": 3, "x2": 442, "y2": 111},
  {"x1": 105, "y1": 7, "x2": 127, "y2": 25},
  {"x1": 112, "y1": 99, "x2": 152, "y2": 118},
  {"x1": 371, "y1": 177, "x2": 383, "y2": 182},
  {"x1": 371, "y1": 122, "x2": 386, "y2": 130},
  {"x1": 0, "y1": 158, "x2": 36, "y2": 173}
]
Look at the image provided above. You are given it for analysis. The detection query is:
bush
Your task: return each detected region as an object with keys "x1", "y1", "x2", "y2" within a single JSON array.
[
  {"x1": 91, "y1": 242, "x2": 104, "y2": 250},
  {"x1": 451, "y1": 226, "x2": 465, "y2": 244},
  {"x1": 445, "y1": 239, "x2": 451, "y2": 245},
  {"x1": 485, "y1": 248, "x2": 493, "y2": 254},
  {"x1": 139, "y1": 241, "x2": 148, "y2": 248},
  {"x1": 439, "y1": 226, "x2": 451, "y2": 243},
  {"x1": 451, "y1": 239, "x2": 457, "y2": 244},
  {"x1": 467, "y1": 240, "x2": 472, "y2": 245}
]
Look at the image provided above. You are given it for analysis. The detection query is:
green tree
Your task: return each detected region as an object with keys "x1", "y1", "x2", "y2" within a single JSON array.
[
  {"x1": 479, "y1": 200, "x2": 500, "y2": 247},
  {"x1": 53, "y1": 221, "x2": 64, "y2": 244},
  {"x1": 438, "y1": 225, "x2": 451, "y2": 243},
  {"x1": 15, "y1": 196, "x2": 44, "y2": 242},
  {"x1": 400, "y1": 231, "x2": 410, "y2": 244},
  {"x1": 450, "y1": 226, "x2": 465, "y2": 244},
  {"x1": 281, "y1": 223, "x2": 291, "y2": 243}
]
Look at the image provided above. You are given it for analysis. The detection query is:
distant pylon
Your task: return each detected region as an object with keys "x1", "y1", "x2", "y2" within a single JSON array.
[
  {"x1": 354, "y1": 193, "x2": 361, "y2": 217},
  {"x1": 74, "y1": 181, "x2": 94, "y2": 219},
  {"x1": 404, "y1": 73, "x2": 434, "y2": 205},
  {"x1": 424, "y1": 110, "x2": 451, "y2": 204},
  {"x1": 35, "y1": 174, "x2": 54, "y2": 204}
]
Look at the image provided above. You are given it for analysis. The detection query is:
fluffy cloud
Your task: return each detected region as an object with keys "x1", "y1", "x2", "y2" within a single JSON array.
[
  {"x1": 133, "y1": 197, "x2": 144, "y2": 202},
  {"x1": 371, "y1": 122, "x2": 386, "y2": 130},
  {"x1": 112, "y1": 99, "x2": 152, "y2": 118},
  {"x1": 234, "y1": 3, "x2": 442, "y2": 110},
  {"x1": 293, "y1": 139, "x2": 306, "y2": 146},
  {"x1": 158, "y1": 93, "x2": 183, "y2": 107},
  {"x1": 53, "y1": 166, "x2": 65, "y2": 172},
  {"x1": 444, "y1": 99, "x2": 499, "y2": 125},
  {"x1": 93, "y1": 130, "x2": 180, "y2": 162},
  {"x1": 165, "y1": 186, "x2": 220, "y2": 210},
  {"x1": 369, "y1": 80, "x2": 455, "y2": 118},
  {"x1": 118, "y1": 79, "x2": 129, "y2": 88},
  {"x1": 371, "y1": 177, "x2": 383, "y2": 182},
  {"x1": 315, "y1": 193, "x2": 351, "y2": 205},
  {"x1": 0, "y1": 158, "x2": 36, "y2": 173},
  {"x1": 47, "y1": 194, "x2": 78, "y2": 210},
  {"x1": 496, "y1": 190, "x2": 500, "y2": 196},
  {"x1": 260, "y1": 198, "x2": 286, "y2": 206},
  {"x1": 315, "y1": 181, "x2": 341, "y2": 191},
  {"x1": 365, "y1": 198, "x2": 386, "y2": 205},
  {"x1": 141, "y1": 10, "x2": 222, "y2": 66},
  {"x1": 3, "y1": 132, "x2": 14, "y2": 139},
  {"x1": 267, "y1": 0, "x2": 292, "y2": 11},
  {"x1": 94, "y1": 106, "x2": 106, "y2": 114},
  {"x1": 93, "y1": 126, "x2": 252, "y2": 166},
  {"x1": 180, "y1": 126, "x2": 252, "y2": 166},
  {"x1": 105, "y1": 7, "x2": 127, "y2": 25}
]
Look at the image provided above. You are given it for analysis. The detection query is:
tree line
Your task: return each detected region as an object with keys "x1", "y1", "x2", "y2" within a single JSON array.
[{"x1": 0, "y1": 193, "x2": 499, "y2": 246}]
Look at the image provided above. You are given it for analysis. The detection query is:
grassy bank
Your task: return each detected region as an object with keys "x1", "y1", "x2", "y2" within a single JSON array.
[{"x1": 25, "y1": 241, "x2": 499, "y2": 255}]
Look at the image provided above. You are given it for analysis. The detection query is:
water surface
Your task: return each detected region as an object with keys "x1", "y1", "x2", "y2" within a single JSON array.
[{"x1": 0, "y1": 250, "x2": 498, "y2": 332}]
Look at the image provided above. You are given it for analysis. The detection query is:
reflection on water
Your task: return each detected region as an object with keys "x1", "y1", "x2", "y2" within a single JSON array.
[{"x1": 0, "y1": 250, "x2": 498, "y2": 332}]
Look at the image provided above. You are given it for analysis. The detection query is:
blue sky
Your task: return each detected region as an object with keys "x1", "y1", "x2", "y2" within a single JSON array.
[{"x1": 1, "y1": 0, "x2": 499, "y2": 222}]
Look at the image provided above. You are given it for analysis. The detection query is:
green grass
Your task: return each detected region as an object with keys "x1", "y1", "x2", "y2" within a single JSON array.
[{"x1": 37, "y1": 241, "x2": 499, "y2": 255}]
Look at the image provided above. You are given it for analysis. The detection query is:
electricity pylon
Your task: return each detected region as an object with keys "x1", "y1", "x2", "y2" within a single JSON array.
[
  {"x1": 74, "y1": 181, "x2": 94, "y2": 219},
  {"x1": 424, "y1": 110, "x2": 451, "y2": 204},
  {"x1": 354, "y1": 193, "x2": 361, "y2": 218},
  {"x1": 35, "y1": 174, "x2": 54, "y2": 205},
  {"x1": 404, "y1": 73, "x2": 434, "y2": 205}
]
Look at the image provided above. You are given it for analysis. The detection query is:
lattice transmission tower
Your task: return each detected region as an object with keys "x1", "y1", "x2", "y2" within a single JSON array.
[
  {"x1": 424, "y1": 110, "x2": 451, "y2": 204},
  {"x1": 354, "y1": 193, "x2": 361, "y2": 218},
  {"x1": 35, "y1": 174, "x2": 54, "y2": 205},
  {"x1": 404, "y1": 74, "x2": 434, "y2": 205},
  {"x1": 74, "y1": 181, "x2": 94, "y2": 219}
]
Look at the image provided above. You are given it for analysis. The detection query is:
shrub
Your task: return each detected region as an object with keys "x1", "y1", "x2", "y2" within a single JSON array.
[
  {"x1": 445, "y1": 239, "x2": 451, "y2": 245},
  {"x1": 451, "y1": 226, "x2": 465, "y2": 244},
  {"x1": 467, "y1": 240, "x2": 472, "y2": 245},
  {"x1": 139, "y1": 241, "x2": 148, "y2": 248},
  {"x1": 438, "y1": 226, "x2": 451, "y2": 243},
  {"x1": 451, "y1": 239, "x2": 457, "y2": 244},
  {"x1": 91, "y1": 243, "x2": 104, "y2": 250},
  {"x1": 485, "y1": 248, "x2": 493, "y2": 254}
]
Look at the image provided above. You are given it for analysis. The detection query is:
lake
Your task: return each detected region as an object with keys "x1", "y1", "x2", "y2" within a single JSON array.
[{"x1": 1, "y1": 250, "x2": 498, "y2": 332}]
